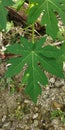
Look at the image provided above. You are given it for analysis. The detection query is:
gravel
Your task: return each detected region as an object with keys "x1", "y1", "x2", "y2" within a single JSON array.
[{"x1": 0, "y1": 76, "x2": 65, "y2": 130}]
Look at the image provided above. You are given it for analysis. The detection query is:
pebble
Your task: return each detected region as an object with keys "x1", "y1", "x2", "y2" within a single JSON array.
[
  {"x1": 24, "y1": 99, "x2": 30, "y2": 104},
  {"x1": 49, "y1": 77, "x2": 55, "y2": 84},
  {"x1": 62, "y1": 85, "x2": 65, "y2": 91},
  {"x1": 55, "y1": 80, "x2": 64, "y2": 87},
  {"x1": 33, "y1": 113, "x2": 38, "y2": 119},
  {"x1": 2, "y1": 115, "x2": 6, "y2": 122},
  {"x1": 45, "y1": 85, "x2": 49, "y2": 90},
  {"x1": 60, "y1": 79, "x2": 65, "y2": 86}
]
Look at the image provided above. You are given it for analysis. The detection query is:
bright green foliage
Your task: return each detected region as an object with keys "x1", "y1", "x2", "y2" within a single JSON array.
[
  {"x1": 51, "y1": 109, "x2": 64, "y2": 118},
  {"x1": 0, "y1": 0, "x2": 14, "y2": 30},
  {"x1": 5, "y1": 37, "x2": 65, "y2": 102},
  {"x1": 13, "y1": 0, "x2": 24, "y2": 11},
  {"x1": 28, "y1": 0, "x2": 65, "y2": 39},
  {"x1": 51, "y1": 109, "x2": 65, "y2": 124}
]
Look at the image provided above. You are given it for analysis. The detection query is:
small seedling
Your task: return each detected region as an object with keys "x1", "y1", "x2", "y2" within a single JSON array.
[{"x1": 51, "y1": 109, "x2": 65, "y2": 124}]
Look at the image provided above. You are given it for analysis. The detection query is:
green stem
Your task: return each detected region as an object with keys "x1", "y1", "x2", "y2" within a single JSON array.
[
  {"x1": 32, "y1": 24, "x2": 35, "y2": 44},
  {"x1": 24, "y1": 25, "x2": 32, "y2": 31}
]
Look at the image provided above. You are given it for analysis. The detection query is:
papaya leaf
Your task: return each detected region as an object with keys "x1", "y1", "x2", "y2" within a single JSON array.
[
  {"x1": 5, "y1": 37, "x2": 65, "y2": 102},
  {"x1": 13, "y1": 0, "x2": 24, "y2": 11},
  {"x1": 0, "y1": 0, "x2": 14, "y2": 30},
  {"x1": 28, "y1": 0, "x2": 65, "y2": 39}
]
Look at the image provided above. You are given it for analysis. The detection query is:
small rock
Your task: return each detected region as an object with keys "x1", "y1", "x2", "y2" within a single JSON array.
[
  {"x1": 55, "y1": 80, "x2": 60, "y2": 87},
  {"x1": 62, "y1": 85, "x2": 65, "y2": 91},
  {"x1": 33, "y1": 113, "x2": 38, "y2": 119},
  {"x1": 49, "y1": 77, "x2": 55, "y2": 84},
  {"x1": 60, "y1": 79, "x2": 65, "y2": 86},
  {"x1": 24, "y1": 99, "x2": 30, "y2": 104},
  {"x1": 34, "y1": 120, "x2": 38, "y2": 127},
  {"x1": 45, "y1": 85, "x2": 49, "y2": 90},
  {"x1": 55, "y1": 80, "x2": 62, "y2": 87},
  {"x1": 2, "y1": 115, "x2": 6, "y2": 122}
]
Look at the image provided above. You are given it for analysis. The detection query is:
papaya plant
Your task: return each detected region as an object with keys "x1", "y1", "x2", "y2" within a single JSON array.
[{"x1": 0, "y1": 0, "x2": 65, "y2": 102}]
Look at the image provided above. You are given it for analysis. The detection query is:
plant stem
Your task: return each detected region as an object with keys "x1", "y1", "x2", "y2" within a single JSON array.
[
  {"x1": 24, "y1": 25, "x2": 32, "y2": 31},
  {"x1": 32, "y1": 24, "x2": 35, "y2": 44}
]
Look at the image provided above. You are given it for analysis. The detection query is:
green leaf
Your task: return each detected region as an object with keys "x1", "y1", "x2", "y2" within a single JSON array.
[
  {"x1": 24, "y1": 52, "x2": 48, "y2": 103},
  {"x1": 13, "y1": 0, "x2": 24, "y2": 11},
  {"x1": 28, "y1": 0, "x2": 65, "y2": 39},
  {"x1": 35, "y1": 45, "x2": 61, "y2": 58},
  {"x1": 5, "y1": 37, "x2": 65, "y2": 102},
  {"x1": 5, "y1": 57, "x2": 24, "y2": 77},
  {"x1": 0, "y1": 0, "x2": 14, "y2": 30}
]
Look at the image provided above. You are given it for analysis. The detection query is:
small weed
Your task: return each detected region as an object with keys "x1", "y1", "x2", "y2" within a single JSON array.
[
  {"x1": 15, "y1": 105, "x2": 23, "y2": 119},
  {"x1": 51, "y1": 109, "x2": 65, "y2": 124}
]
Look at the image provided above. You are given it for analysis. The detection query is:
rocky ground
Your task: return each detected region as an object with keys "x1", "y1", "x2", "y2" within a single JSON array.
[{"x1": 0, "y1": 71, "x2": 65, "y2": 130}]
